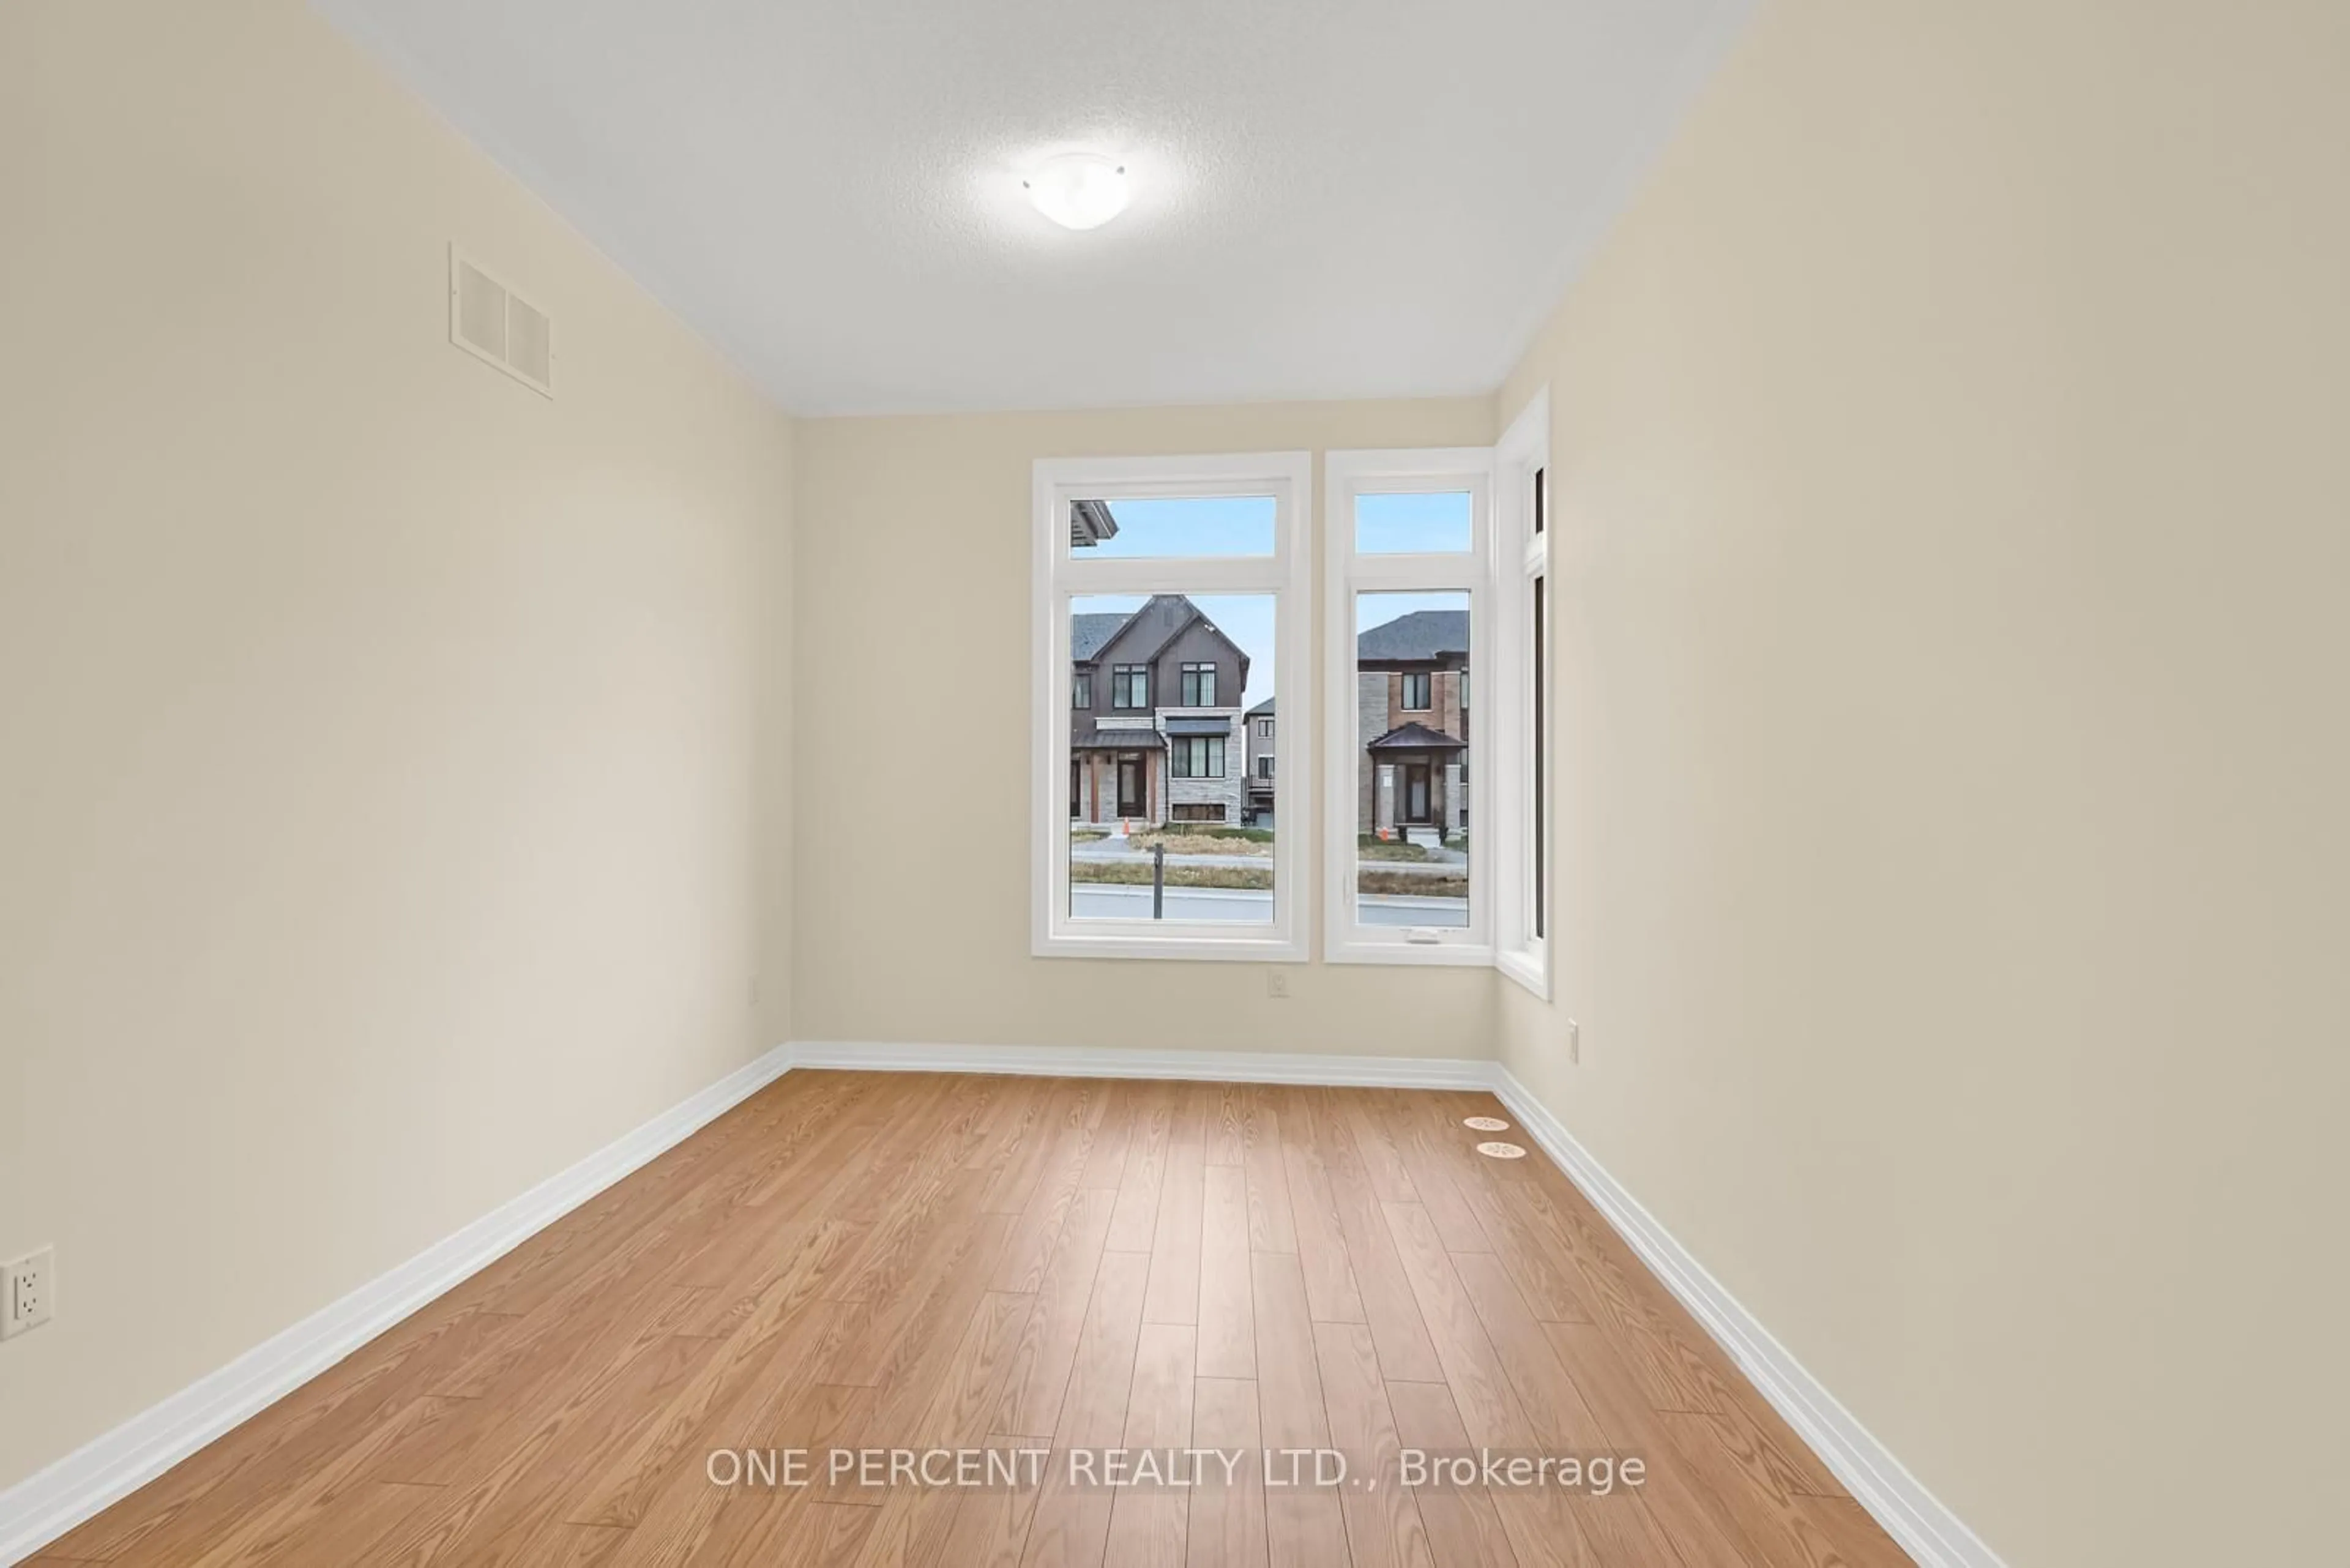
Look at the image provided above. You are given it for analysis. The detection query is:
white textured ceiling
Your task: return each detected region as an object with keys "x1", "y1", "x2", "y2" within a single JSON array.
[{"x1": 316, "y1": 0, "x2": 1745, "y2": 415}]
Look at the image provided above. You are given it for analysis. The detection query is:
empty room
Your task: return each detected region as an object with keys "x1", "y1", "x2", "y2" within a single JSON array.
[{"x1": 3, "y1": 1, "x2": 2343, "y2": 1565}]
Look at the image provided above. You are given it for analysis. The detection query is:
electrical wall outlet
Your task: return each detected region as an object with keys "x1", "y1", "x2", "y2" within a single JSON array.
[
  {"x1": 1267, "y1": 969, "x2": 1291, "y2": 999},
  {"x1": 3, "y1": 1247, "x2": 55, "y2": 1340}
]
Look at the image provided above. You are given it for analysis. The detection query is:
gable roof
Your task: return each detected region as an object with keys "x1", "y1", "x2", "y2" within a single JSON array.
[
  {"x1": 1368, "y1": 721, "x2": 1467, "y2": 751},
  {"x1": 1247, "y1": 696, "x2": 1275, "y2": 717},
  {"x1": 1072, "y1": 595, "x2": 1250, "y2": 692},
  {"x1": 1356, "y1": 609, "x2": 1468, "y2": 662}
]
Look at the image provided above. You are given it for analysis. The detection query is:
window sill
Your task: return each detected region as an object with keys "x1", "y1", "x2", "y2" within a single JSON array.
[
  {"x1": 1497, "y1": 947, "x2": 1551, "y2": 1000},
  {"x1": 1035, "y1": 928, "x2": 1308, "y2": 964}
]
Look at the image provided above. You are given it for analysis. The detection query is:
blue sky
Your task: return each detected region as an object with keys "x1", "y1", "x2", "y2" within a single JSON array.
[
  {"x1": 1072, "y1": 490, "x2": 1472, "y2": 709},
  {"x1": 1078, "y1": 496, "x2": 1277, "y2": 559},
  {"x1": 1078, "y1": 492, "x2": 1471, "y2": 561}
]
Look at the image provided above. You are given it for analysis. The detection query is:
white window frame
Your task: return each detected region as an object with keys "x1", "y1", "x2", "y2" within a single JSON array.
[
  {"x1": 1032, "y1": 452, "x2": 1312, "y2": 962},
  {"x1": 1493, "y1": 390, "x2": 1552, "y2": 998},
  {"x1": 1323, "y1": 447, "x2": 1495, "y2": 966}
]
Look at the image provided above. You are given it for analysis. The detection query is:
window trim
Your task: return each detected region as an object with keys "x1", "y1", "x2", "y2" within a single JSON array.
[
  {"x1": 1322, "y1": 447, "x2": 1495, "y2": 966},
  {"x1": 1034, "y1": 452, "x2": 1312, "y2": 962},
  {"x1": 1171, "y1": 733, "x2": 1226, "y2": 780},
  {"x1": 1073, "y1": 670, "x2": 1091, "y2": 709},
  {"x1": 1179, "y1": 661, "x2": 1217, "y2": 707},
  {"x1": 1493, "y1": 390, "x2": 1552, "y2": 999}
]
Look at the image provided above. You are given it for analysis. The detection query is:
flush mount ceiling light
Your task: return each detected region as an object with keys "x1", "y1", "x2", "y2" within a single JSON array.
[{"x1": 1023, "y1": 152, "x2": 1129, "y2": 231}]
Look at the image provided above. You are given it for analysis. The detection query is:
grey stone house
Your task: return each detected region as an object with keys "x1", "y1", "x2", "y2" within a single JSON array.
[
  {"x1": 1070, "y1": 594, "x2": 1249, "y2": 827},
  {"x1": 1357, "y1": 610, "x2": 1469, "y2": 842},
  {"x1": 1244, "y1": 696, "x2": 1277, "y2": 824}
]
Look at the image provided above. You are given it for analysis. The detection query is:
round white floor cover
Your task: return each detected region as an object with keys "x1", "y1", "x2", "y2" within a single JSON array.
[
  {"x1": 1463, "y1": 1116, "x2": 1510, "y2": 1132},
  {"x1": 1475, "y1": 1141, "x2": 1528, "y2": 1159}
]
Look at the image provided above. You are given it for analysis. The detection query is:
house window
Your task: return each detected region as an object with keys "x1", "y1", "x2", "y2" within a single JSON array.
[
  {"x1": 1258, "y1": 718, "x2": 1274, "y2": 739},
  {"x1": 1531, "y1": 575, "x2": 1544, "y2": 936},
  {"x1": 1258, "y1": 755, "x2": 1276, "y2": 780},
  {"x1": 1179, "y1": 662, "x2": 1217, "y2": 707},
  {"x1": 1493, "y1": 393, "x2": 1551, "y2": 997},
  {"x1": 1325, "y1": 447, "x2": 1491, "y2": 965},
  {"x1": 1073, "y1": 671, "x2": 1091, "y2": 709},
  {"x1": 1173, "y1": 734, "x2": 1225, "y2": 778},
  {"x1": 1038, "y1": 455, "x2": 1310, "y2": 962}
]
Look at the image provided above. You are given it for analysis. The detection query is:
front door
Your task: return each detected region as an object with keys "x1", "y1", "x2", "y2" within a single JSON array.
[
  {"x1": 1403, "y1": 762, "x2": 1431, "y2": 824},
  {"x1": 1117, "y1": 755, "x2": 1146, "y2": 816}
]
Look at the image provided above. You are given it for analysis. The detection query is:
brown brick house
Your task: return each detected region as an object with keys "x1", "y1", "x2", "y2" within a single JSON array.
[
  {"x1": 1069, "y1": 594, "x2": 1250, "y2": 827},
  {"x1": 1356, "y1": 610, "x2": 1469, "y2": 840}
]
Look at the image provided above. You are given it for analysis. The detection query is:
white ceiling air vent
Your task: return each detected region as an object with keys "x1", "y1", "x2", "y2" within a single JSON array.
[{"x1": 449, "y1": 245, "x2": 553, "y2": 397}]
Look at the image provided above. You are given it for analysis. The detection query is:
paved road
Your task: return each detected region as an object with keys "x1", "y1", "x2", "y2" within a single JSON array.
[
  {"x1": 1069, "y1": 884, "x2": 1468, "y2": 927},
  {"x1": 1072, "y1": 842, "x2": 1463, "y2": 876}
]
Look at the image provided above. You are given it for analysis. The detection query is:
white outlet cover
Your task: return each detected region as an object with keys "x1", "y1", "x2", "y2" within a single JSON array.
[{"x1": 3, "y1": 1246, "x2": 55, "y2": 1339}]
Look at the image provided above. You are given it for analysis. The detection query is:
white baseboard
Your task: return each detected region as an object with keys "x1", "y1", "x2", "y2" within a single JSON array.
[
  {"x1": 0, "y1": 1042, "x2": 794, "y2": 1566},
  {"x1": 4, "y1": 1039, "x2": 1997, "y2": 1568},
  {"x1": 1488, "y1": 1067, "x2": 2004, "y2": 1568},
  {"x1": 788, "y1": 1039, "x2": 1495, "y2": 1090}
]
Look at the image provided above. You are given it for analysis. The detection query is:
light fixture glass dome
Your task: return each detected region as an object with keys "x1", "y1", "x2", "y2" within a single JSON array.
[{"x1": 1024, "y1": 153, "x2": 1130, "y2": 231}]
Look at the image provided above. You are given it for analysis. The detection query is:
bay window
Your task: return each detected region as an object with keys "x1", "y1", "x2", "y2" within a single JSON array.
[
  {"x1": 1493, "y1": 390, "x2": 1552, "y2": 996},
  {"x1": 1034, "y1": 421, "x2": 1549, "y2": 979}
]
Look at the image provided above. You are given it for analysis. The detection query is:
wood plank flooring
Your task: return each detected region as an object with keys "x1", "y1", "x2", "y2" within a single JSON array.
[{"x1": 34, "y1": 1072, "x2": 1913, "y2": 1567}]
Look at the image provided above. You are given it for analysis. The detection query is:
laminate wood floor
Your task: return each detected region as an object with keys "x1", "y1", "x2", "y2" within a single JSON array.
[{"x1": 34, "y1": 1072, "x2": 1914, "y2": 1566}]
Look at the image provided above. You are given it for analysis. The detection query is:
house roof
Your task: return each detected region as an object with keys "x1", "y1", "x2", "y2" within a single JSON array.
[
  {"x1": 1072, "y1": 595, "x2": 1250, "y2": 692},
  {"x1": 1071, "y1": 612, "x2": 1129, "y2": 662},
  {"x1": 1070, "y1": 498, "x2": 1118, "y2": 549},
  {"x1": 1356, "y1": 609, "x2": 1468, "y2": 662},
  {"x1": 1073, "y1": 728, "x2": 1165, "y2": 750},
  {"x1": 1247, "y1": 696, "x2": 1275, "y2": 717},
  {"x1": 1368, "y1": 721, "x2": 1466, "y2": 752}
]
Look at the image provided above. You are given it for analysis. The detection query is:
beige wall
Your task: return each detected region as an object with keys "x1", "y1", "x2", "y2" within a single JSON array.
[
  {"x1": 1493, "y1": 2, "x2": 2349, "y2": 1563},
  {"x1": 0, "y1": 0, "x2": 794, "y2": 1491},
  {"x1": 791, "y1": 403, "x2": 1496, "y2": 1056}
]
